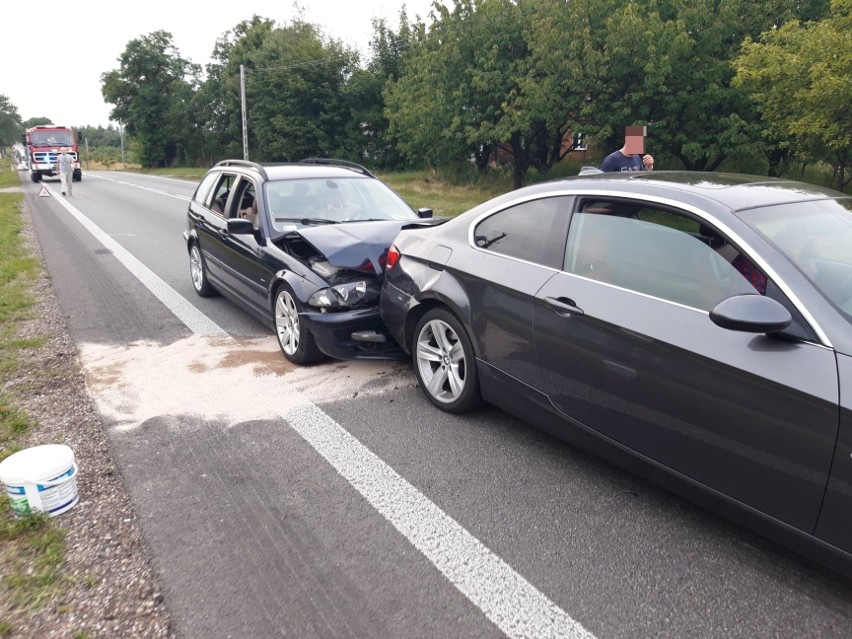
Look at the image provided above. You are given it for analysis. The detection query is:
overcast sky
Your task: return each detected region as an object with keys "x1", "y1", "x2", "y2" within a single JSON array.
[{"x1": 5, "y1": 1, "x2": 437, "y2": 128}]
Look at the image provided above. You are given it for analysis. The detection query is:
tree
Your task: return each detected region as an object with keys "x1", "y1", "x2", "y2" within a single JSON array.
[
  {"x1": 343, "y1": 11, "x2": 418, "y2": 168},
  {"x1": 77, "y1": 125, "x2": 122, "y2": 149},
  {"x1": 101, "y1": 31, "x2": 201, "y2": 167},
  {"x1": 198, "y1": 15, "x2": 366, "y2": 163},
  {"x1": 0, "y1": 95, "x2": 23, "y2": 147},
  {"x1": 387, "y1": 0, "x2": 571, "y2": 187},
  {"x1": 526, "y1": 0, "x2": 820, "y2": 172},
  {"x1": 735, "y1": 0, "x2": 852, "y2": 189},
  {"x1": 245, "y1": 22, "x2": 359, "y2": 162},
  {"x1": 197, "y1": 16, "x2": 278, "y2": 162},
  {"x1": 23, "y1": 117, "x2": 53, "y2": 128}
]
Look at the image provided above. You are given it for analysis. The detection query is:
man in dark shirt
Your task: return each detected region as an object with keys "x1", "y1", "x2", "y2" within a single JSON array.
[{"x1": 599, "y1": 125, "x2": 654, "y2": 172}]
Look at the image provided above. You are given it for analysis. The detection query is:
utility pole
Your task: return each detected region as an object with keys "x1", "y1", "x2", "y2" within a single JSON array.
[{"x1": 240, "y1": 64, "x2": 249, "y2": 161}]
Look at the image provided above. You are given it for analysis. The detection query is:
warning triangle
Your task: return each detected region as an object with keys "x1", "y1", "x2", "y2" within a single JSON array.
[{"x1": 38, "y1": 186, "x2": 51, "y2": 198}]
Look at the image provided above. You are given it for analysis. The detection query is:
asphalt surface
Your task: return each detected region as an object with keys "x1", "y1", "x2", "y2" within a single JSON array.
[{"x1": 20, "y1": 171, "x2": 852, "y2": 639}]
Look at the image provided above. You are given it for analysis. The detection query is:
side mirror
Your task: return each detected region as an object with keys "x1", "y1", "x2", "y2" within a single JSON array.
[
  {"x1": 227, "y1": 218, "x2": 255, "y2": 235},
  {"x1": 709, "y1": 294, "x2": 792, "y2": 333},
  {"x1": 417, "y1": 207, "x2": 433, "y2": 219}
]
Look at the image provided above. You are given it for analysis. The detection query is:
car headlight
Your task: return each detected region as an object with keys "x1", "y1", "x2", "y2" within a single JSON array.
[{"x1": 309, "y1": 281, "x2": 368, "y2": 309}]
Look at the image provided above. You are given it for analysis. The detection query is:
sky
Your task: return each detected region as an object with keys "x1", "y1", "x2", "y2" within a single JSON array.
[{"x1": 5, "y1": 1, "x2": 437, "y2": 129}]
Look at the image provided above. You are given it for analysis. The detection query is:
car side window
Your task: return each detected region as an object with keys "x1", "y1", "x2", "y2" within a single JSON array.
[
  {"x1": 233, "y1": 178, "x2": 259, "y2": 229},
  {"x1": 473, "y1": 196, "x2": 571, "y2": 269},
  {"x1": 193, "y1": 172, "x2": 219, "y2": 208},
  {"x1": 564, "y1": 200, "x2": 757, "y2": 311},
  {"x1": 208, "y1": 174, "x2": 237, "y2": 217}
]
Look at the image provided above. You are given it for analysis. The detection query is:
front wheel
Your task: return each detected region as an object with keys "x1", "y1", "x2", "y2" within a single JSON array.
[
  {"x1": 189, "y1": 243, "x2": 216, "y2": 297},
  {"x1": 412, "y1": 308, "x2": 481, "y2": 413},
  {"x1": 274, "y1": 284, "x2": 323, "y2": 365}
]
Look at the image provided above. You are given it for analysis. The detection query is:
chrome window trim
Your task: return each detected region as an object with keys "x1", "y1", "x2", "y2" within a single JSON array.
[{"x1": 467, "y1": 188, "x2": 832, "y2": 347}]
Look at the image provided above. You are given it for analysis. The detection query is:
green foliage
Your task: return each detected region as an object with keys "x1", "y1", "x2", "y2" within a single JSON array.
[
  {"x1": 91, "y1": 0, "x2": 847, "y2": 184},
  {"x1": 0, "y1": 189, "x2": 39, "y2": 395},
  {"x1": 22, "y1": 117, "x2": 53, "y2": 128},
  {"x1": 0, "y1": 95, "x2": 22, "y2": 148},
  {"x1": 387, "y1": 0, "x2": 550, "y2": 186},
  {"x1": 0, "y1": 498, "x2": 68, "y2": 611},
  {"x1": 0, "y1": 168, "x2": 20, "y2": 189},
  {"x1": 0, "y1": 170, "x2": 68, "y2": 625},
  {"x1": 246, "y1": 22, "x2": 360, "y2": 162},
  {"x1": 101, "y1": 30, "x2": 201, "y2": 167},
  {"x1": 530, "y1": 0, "x2": 814, "y2": 172},
  {"x1": 76, "y1": 125, "x2": 122, "y2": 149},
  {"x1": 734, "y1": 0, "x2": 852, "y2": 190},
  {"x1": 0, "y1": 400, "x2": 29, "y2": 445},
  {"x1": 379, "y1": 167, "x2": 509, "y2": 217}
]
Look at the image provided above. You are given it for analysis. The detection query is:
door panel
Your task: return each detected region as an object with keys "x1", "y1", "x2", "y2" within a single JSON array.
[
  {"x1": 534, "y1": 274, "x2": 837, "y2": 531},
  {"x1": 457, "y1": 196, "x2": 572, "y2": 387},
  {"x1": 193, "y1": 173, "x2": 237, "y2": 285},
  {"x1": 453, "y1": 255, "x2": 551, "y2": 388},
  {"x1": 217, "y1": 178, "x2": 270, "y2": 316},
  {"x1": 814, "y1": 353, "x2": 852, "y2": 553},
  {"x1": 533, "y1": 200, "x2": 838, "y2": 532}
]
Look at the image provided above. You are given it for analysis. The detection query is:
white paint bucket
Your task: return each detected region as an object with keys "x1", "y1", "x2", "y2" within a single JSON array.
[{"x1": 0, "y1": 444, "x2": 79, "y2": 517}]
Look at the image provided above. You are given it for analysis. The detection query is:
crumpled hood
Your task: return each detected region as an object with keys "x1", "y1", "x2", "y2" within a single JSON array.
[{"x1": 295, "y1": 220, "x2": 414, "y2": 275}]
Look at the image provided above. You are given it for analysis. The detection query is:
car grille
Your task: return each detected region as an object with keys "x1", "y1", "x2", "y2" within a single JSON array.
[{"x1": 33, "y1": 151, "x2": 77, "y2": 163}]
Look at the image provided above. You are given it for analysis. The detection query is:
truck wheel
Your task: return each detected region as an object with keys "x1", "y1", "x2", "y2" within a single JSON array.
[{"x1": 30, "y1": 172, "x2": 41, "y2": 183}]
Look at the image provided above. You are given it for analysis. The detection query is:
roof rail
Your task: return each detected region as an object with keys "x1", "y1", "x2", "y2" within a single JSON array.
[
  {"x1": 214, "y1": 159, "x2": 269, "y2": 181},
  {"x1": 298, "y1": 158, "x2": 375, "y2": 178}
]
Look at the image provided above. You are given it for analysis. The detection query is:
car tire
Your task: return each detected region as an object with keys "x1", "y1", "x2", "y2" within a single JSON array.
[
  {"x1": 412, "y1": 308, "x2": 481, "y2": 413},
  {"x1": 189, "y1": 242, "x2": 216, "y2": 297},
  {"x1": 274, "y1": 283, "x2": 323, "y2": 365}
]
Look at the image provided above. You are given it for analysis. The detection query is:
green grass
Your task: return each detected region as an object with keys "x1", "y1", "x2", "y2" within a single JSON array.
[
  {"x1": 0, "y1": 168, "x2": 22, "y2": 189},
  {"x1": 0, "y1": 189, "x2": 40, "y2": 381},
  {"x1": 379, "y1": 169, "x2": 508, "y2": 218},
  {"x1": 0, "y1": 165, "x2": 69, "y2": 631},
  {"x1": 0, "y1": 499, "x2": 68, "y2": 610}
]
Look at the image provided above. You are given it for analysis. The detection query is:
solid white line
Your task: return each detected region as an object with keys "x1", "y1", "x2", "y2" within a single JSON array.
[
  {"x1": 49, "y1": 187, "x2": 225, "y2": 336},
  {"x1": 47, "y1": 183, "x2": 597, "y2": 639},
  {"x1": 283, "y1": 402, "x2": 597, "y2": 639}
]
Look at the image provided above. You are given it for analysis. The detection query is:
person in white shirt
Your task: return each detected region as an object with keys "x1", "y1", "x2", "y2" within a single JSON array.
[{"x1": 56, "y1": 147, "x2": 74, "y2": 196}]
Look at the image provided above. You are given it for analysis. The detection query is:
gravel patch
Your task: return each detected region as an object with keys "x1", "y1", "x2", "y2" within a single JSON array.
[{"x1": 0, "y1": 198, "x2": 175, "y2": 638}]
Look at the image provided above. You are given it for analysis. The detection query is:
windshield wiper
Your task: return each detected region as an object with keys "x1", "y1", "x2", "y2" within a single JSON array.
[{"x1": 274, "y1": 217, "x2": 339, "y2": 226}]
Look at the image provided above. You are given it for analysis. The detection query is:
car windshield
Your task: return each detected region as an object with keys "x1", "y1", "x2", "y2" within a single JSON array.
[
  {"x1": 264, "y1": 177, "x2": 417, "y2": 235},
  {"x1": 738, "y1": 198, "x2": 852, "y2": 321},
  {"x1": 30, "y1": 130, "x2": 74, "y2": 147}
]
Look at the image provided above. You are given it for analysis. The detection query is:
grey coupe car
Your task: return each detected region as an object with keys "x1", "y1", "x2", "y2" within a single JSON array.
[{"x1": 380, "y1": 171, "x2": 852, "y2": 579}]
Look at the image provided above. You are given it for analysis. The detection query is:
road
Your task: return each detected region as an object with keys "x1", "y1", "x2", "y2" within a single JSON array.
[{"x1": 21, "y1": 171, "x2": 852, "y2": 638}]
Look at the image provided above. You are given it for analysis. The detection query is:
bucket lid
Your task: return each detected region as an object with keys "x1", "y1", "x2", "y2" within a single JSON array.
[{"x1": 0, "y1": 444, "x2": 75, "y2": 484}]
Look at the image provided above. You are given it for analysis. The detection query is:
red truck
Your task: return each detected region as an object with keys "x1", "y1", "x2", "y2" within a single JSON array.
[{"x1": 21, "y1": 124, "x2": 82, "y2": 183}]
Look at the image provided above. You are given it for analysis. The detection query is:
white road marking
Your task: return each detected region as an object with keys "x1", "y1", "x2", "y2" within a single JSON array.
[
  {"x1": 53, "y1": 186, "x2": 597, "y2": 639},
  {"x1": 88, "y1": 172, "x2": 192, "y2": 201},
  {"x1": 49, "y1": 185, "x2": 223, "y2": 335}
]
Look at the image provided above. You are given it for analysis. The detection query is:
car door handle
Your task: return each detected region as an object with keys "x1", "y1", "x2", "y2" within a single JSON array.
[{"x1": 544, "y1": 296, "x2": 584, "y2": 317}]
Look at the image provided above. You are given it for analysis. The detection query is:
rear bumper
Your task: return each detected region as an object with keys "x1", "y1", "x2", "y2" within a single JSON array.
[
  {"x1": 301, "y1": 306, "x2": 405, "y2": 361},
  {"x1": 378, "y1": 280, "x2": 415, "y2": 355}
]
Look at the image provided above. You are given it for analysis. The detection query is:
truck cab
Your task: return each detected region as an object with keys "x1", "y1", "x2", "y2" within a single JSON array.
[{"x1": 21, "y1": 125, "x2": 82, "y2": 183}]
